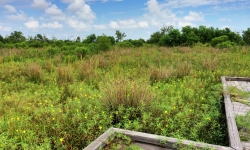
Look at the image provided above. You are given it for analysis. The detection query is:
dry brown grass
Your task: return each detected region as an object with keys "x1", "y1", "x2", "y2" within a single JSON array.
[
  {"x1": 56, "y1": 65, "x2": 74, "y2": 84},
  {"x1": 149, "y1": 66, "x2": 175, "y2": 83},
  {"x1": 24, "y1": 62, "x2": 42, "y2": 82},
  {"x1": 100, "y1": 78, "x2": 154, "y2": 111},
  {"x1": 202, "y1": 57, "x2": 218, "y2": 72},
  {"x1": 176, "y1": 61, "x2": 193, "y2": 78}
]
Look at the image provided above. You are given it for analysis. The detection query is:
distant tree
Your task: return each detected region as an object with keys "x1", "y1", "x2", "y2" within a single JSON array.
[
  {"x1": 83, "y1": 34, "x2": 96, "y2": 44},
  {"x1": 0, "y1": 34, "x2": 4, "y2": 43},
  {"x1": 97, "y1": 34, "x2": 112, "y2": 51},
  {"x1": 76, "y1": 36, "x2": 81, "y2": 42},
  {"x1": 147, "y1": 31, "x2": 162, "y2": 44},
  {"x1": 193, "y1": 26, "x2": 215, "y2": 44},
  {"x1": 108, "y1": 36, "x2": 115, "y2": 45},
  {"x1": 242, "y1": 28, "x2": 250, "y2": 45},
  {"x1": 115, "y1": 30, "x2": 126, "y2": 42},
  {"x1": 160, "y1": 25, "x2": 174, "y2": 35},
  {"x1": 181, "y1": 26, "x2": 199, "y2": 46},
  {"x1": 7, "y1": 31, "x2": 26, "y2": 43},
  {"x1": 35, "y1": 34, "x2": 43, "y2": 41},
  {"x1": 148, "y1": 25, "x2": 174, "y2": 45},
  {"x1": 168, "y1": 29, "x2": 181, "y2": 46}
]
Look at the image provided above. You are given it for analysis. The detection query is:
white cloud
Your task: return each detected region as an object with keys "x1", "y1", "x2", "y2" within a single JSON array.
[
  {"x1": 109, "y1": 21, "x2": 119, "y2": 29},
  {"x1": 42, "y1": 21, "x2": 63, "y2": 29},
  {"x1": 76, "y1": 6, "x2": 96, "y2": 21},
  {"x1": 4, "y1": 5, "x2": 16, "y2": 13},
  {"x1": 93, "y1": 24, "x2": 107, "y2": 30},
  {"x1": 119, "y1": 19, "x2": 136, "y2": 26},
  {"x1": 109, "y1": 19, "x2": 148, "y2": 29},
  {"x1": 161, "y1": 0, "x2": 237, "y2": 8},
  {"x1": 144, "y1": 0, "x2": 176, "y2": 27},
  {"x1": 67, "y1": 0, "x2": 84, "y2": 12},
  {"x1": 219, "y1": 18, "x2": 232, "y2": 21},
  {"x1": 31, "y1": 0, "x2": 51, "y2": 9},
  {"x1": 45, "y1": 4, "x2": 64, "y2": 16},
  {"x1": 67, "y1": 18, "x2": 91, "y2": 31},
  {"x1": 138, "y1": 21, "x2": 148, "y2": 28},
  {"x1": 24, "y1": 18, "x2": 39, "y2": 29},
  {"x1": 65, "y1": 0, "x2": 96, "y2": 21},
  {"x1": 0, "y1": 24, "x2": 11, "y2": 31},
  {"x1": 6, "y1": 11, "x2": 26, "y2": 21},
  {"x1": 184, "y1": 11, "x2": 204, "y2": 22}
]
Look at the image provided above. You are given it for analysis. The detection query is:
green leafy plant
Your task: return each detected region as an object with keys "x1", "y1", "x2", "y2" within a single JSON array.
[{"x1": 236, "y1": 112, "x2": 250, "y2": 141}]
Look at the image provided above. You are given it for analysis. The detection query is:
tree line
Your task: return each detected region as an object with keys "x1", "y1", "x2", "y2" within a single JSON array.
[{"x1": 0, "y1": 26, "x2": 250, "y2": 50}]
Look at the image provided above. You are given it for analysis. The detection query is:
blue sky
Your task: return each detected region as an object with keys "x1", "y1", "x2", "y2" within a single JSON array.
[{"x1": 0, "y1": 0, "x2": 249, "y2": 40}]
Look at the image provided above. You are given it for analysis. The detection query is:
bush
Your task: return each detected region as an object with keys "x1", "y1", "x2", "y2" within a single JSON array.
[
  {"x1": 100, "y1": 78, "x2": 154, "y2": 124},
  {"x1": 0, "y1": 41, "x2": 4, "y2": 48},
  {"x1": 116, "y1": 41, "x2": 134, "y2": 48},
  {"x1": 216, "y1": 41, "x2": 237, "y2": 49},
  {"x1": 96, "y1": 35, "x2": 112, "y2": 52},
  {"x1": 210, "y1": 35, "x2": 229, "y2": 47},
  {"x1": 74, "y1": 47, "x2": 90, "y2": 58},
  {"x1": 100, "y1": 78, "x2": 154, "y2": 112},
  {"x1": 47, "y1": 47, "x2": 60, "y2": 56}
]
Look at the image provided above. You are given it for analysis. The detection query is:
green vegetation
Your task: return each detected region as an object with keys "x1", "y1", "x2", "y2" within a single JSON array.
[
  {"x1": 227, "y1": 86, "x2": 250, "y2": 106},
  {"x1": 0, "y1": 26, "x2": 250, "y2": 149},
  {"x1": 236, "y1": 112, "x2": 250, "y2": 141},
  {"x1": 101, "y1": 132, "x2": 142, "y2": 150}
]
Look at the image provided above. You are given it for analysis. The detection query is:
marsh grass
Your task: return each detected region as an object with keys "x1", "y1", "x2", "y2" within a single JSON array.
[
  {"x1": 23, "y1": 62, "x2": 42, "y2": 82},
  {"x1": 56, "y1": 65, "x2": 74, "y2": 84},
  {"x1": 149, "y1": 66, "x2": 175, "y2": 83},
  {"x1": 0, "y1": 46, "x2": 250, "y2": 149}
]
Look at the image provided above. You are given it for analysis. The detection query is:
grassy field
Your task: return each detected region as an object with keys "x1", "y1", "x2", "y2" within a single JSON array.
[{"x1": 0, "y1": 45, "x2": 250, "y2": 149}]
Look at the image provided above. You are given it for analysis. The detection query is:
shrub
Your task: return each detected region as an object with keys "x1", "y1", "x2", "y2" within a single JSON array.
[
  {"x1": 210, "y1": 35, "x2": 229, "y2": 47},
  {"x1": 74, "y1": 47, "x2": 90, "y2": 59},
  {"x1": 149, "y1": 66, "x2": 175, "y2": 83},
  {"x1": 176, "y1": 61, "x2": 192, "y2": 78},
  {"x1": 100, "y1": 78, "x2": 154, "y2": 125},
  {"x1": 116, "y1": 41, "x2": 134, "y2": 48},
  {"x1": 216, "y1": 41, "x2": 236, "y2": 49},
  {"x1": 100, "y1": 78, "x2": 154, "y2": 113},
  {"x1": 56, "y1": 66, "x2": 74, "y2": 84},
  {"x1": 96, "y1": 35, "x2": 112, "y2": 52},
  {"x1": 23, "y1": 63, "x2": 42, "y2": 82},
  {"x1": 0, "y1": 41, "x2": 4, "y2": 48}
]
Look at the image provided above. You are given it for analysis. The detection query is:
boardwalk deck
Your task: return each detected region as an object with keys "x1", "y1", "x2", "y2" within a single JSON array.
[
  {"x1": 221, "y1": 76, "x2": 250, "y2": 150},
  {"x1": 84, "y1": 127, "x2": 233, "y2": 150}
]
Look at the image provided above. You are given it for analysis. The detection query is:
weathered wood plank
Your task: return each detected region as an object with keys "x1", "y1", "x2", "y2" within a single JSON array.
[
  {"x1": 133, "y1": 142, "x2": 171, "y2": 150},
  {"x1": 233, "y1": 81, "x2": 245, "y2": 91},
  {"x1": 225, "y1": 77, "x2": 250, "y2": 82},
  {"x1": 226, "y1": 81, "x2": 235, "y2": 87},
  {"x1": 84, "y1": 128, "x2": 114, "y2": 150},
  {"x1": 232, "y1": 102, "x2": 250, "y2": 116},
  {"x1": 113, "y1": 128, "x2": 233, "y2": 150},
  {"x1": 240, "y1": 81, "x2": 250, "y2": 92},
  {"x1": 237, "y1": 81, "x2": 249, "y2": 92},
  {"x1": 241, "y1": 82, "x2": 250, "y2": 92},
  {"x1": 221, "y1": 76, "x2": 243, "y2": 150},
  {"x1": 241, "y1": 142, "x2": 250, "y2": 150}
]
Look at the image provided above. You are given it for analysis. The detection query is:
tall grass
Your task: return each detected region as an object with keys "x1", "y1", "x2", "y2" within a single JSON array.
[{"x1": 0, "y1": 46, "x2": 250, "y2": 149}]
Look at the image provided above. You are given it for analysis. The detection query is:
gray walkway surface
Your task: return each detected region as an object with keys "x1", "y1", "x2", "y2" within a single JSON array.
[{"x1": 223, "y1": 77, "x2": 250, "y2": 150}]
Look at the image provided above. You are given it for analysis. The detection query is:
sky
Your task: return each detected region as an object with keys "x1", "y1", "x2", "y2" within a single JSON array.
[{"x1": 0, "y1": 0, "x2": 250, "y2": 40}]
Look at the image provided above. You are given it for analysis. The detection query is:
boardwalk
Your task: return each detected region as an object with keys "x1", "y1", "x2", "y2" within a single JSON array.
[{"x1": 221, "y1": 77, "x2": 250, "y2": 150}]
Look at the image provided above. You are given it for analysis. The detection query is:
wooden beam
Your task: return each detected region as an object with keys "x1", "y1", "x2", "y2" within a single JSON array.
[
  {"x1": 221, "y1": 76, "x2": 243, "y2": 150},
  {"x1": 113, "y1": 128, "x2": 233, "y2": 150}
]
